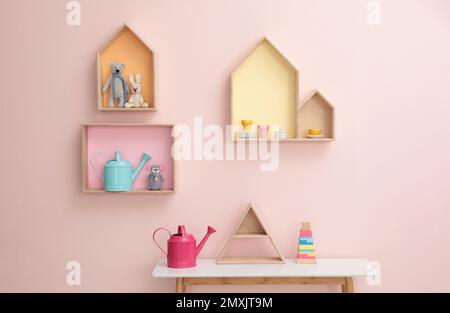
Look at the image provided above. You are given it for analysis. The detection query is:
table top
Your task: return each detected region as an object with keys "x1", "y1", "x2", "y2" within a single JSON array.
[{"x1": 153, "y1": 259, "x2": 369, "y2": 278}]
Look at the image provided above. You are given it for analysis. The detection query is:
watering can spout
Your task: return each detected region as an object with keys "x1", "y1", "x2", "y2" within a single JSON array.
[
  {"x1": 196, "y1": 226, "x2": 216, "y2": 257},
  {"x1": 132, "y1": 153, "x2": 151, "y2": 182}
]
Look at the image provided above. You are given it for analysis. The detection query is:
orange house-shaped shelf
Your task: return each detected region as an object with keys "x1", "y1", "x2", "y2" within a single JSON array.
[{"x1": 97, "y1": 24, "x2": 156, "y2": 111}]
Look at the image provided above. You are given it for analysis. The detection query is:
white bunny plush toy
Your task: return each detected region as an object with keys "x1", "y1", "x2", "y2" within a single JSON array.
[{"x1": 125, "y1": 73, "x2": 149, "y2": 108}]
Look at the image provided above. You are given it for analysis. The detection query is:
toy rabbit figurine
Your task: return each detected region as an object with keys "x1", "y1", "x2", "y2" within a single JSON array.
[
  {"x1": 125, "y1": 73, "x2": 149, "y2": 108},
  {"x1": 148, "y1": 165, "x2": 164, "y2": 190}
]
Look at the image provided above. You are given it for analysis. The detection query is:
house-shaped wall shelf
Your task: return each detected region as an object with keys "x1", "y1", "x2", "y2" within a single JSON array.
[
  {"x1": 81, "y1": 124, "x2": 175, "y2": 194},
  {"x1": 231, "y1": 37, "x2": 335, "y2": 142},
  {"x1": 298, "y1": 90, "x2": 335, "y2": 140},
  {"x1": 97, "y1": 24, "x2": 156, "y2": 111},
  {"x1": 216, "y1": 203, "x2": 286, "y2": 264},
  {"x1": 231, "y1": 38, "x2": 299, "y2": 140}
]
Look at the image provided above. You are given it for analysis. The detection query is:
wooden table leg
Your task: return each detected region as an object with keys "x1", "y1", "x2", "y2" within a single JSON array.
[
  {"x1": 341, "y1": 278, "x2": 348, "y2": 293},
  {"x1": 345, "y1": 277, "x2": 354, "y2": 293},
  {"x1": 175, "y1": 278, "x2": 185, "y2": 293}
]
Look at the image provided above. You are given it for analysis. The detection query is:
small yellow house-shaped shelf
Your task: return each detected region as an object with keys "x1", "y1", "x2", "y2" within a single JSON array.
[
  {"x1": 231, "y1": 38, "x2": 299, "y2": 139},
  {"x1": 97, "y1": 24, "x2": 156, "y2": 111},
  {"x1": 298, "y1": 90, "x2": 335, "y2": 140}
]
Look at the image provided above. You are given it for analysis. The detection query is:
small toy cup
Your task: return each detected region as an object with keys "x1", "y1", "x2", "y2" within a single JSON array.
[
  {"x1": 241, "y1": 120, "x2": 253, "y2": 131},
  {"x1": 258, "y1": 125, "x2": 269, "y2": 138},
  {"x1": 308, "y1": 129, "x2": 322, "y2": 136}
]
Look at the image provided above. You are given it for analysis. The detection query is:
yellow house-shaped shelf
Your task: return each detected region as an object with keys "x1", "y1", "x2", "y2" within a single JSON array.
[
  {"x1": 97, "y1": 24, "x2": 156, "y2": 111},
  {"x1": 231, "y1": 38, "x2": 299, "y2": 139},
  {"x1": 298, "y1": 90, "x2": 335, "y2": 140}
]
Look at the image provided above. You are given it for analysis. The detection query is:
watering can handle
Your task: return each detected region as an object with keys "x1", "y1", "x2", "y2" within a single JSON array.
[
  {"x1": 152, "y1": 228, "x2": 171, "y2": 256},
  {"x1": 89, "y1": 153, "x2": 105, "y2": 182}
]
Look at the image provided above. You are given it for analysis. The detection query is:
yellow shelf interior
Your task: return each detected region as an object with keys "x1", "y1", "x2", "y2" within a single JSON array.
[{"x1": 231, "y1": 39, "x2": 298, "y2": 139}]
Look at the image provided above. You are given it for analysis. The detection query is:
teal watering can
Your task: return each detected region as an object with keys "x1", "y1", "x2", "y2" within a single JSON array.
[{"x1": 90, "y1": 151, "x2": 151, "y2": 192}]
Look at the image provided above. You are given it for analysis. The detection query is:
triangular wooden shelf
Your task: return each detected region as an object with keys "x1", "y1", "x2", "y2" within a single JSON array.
[{"x1": 216, "y1": 203, "x2": 286, "y2": 264}]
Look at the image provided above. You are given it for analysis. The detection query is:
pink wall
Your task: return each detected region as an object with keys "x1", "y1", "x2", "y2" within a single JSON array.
[{"x1": 1, "y1": 0, "x2": 450, "y2": 292}]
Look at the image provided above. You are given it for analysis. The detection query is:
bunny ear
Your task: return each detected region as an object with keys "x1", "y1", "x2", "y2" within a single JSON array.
[
  {"x1": 159, "y1": 165, "x2": 165, "y2": 171},
  {"x1": 129, "y1": 74, "x2": 134, "y2": 84},
  {"x1": 135, "y1": 73, "x2": 142, "y2": 83}
]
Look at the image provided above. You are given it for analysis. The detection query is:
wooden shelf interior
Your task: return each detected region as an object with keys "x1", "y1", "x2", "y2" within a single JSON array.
[
  {"x1": 298, "y1": 90, "x2": 335, "y2": 139},
  {"x1": 216, "y1": 203, "x2": 286, "y2": 264},
  {"x1": 235, "y1": 208, "x2": 267, "y2": 235},
  {"x1": 82, "y1": 124, "x2": 174, "y2": 193},
  {"x1": 97, "y1": 24, "x2": 155, "y2": 110},
  {"x1": 231, "y1": 38, "x2": 298, "y2": 139}
]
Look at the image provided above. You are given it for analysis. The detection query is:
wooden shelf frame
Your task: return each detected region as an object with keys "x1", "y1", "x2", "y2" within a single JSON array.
[
  {"x1": 298, "y1": 89, "x2": 335, "y2": 140},
  {"x1": 81, "y1": 123, "x2": 175, "y2": 194},
  {"x1": 97, "y1": 24, "x2": 157, "y2": 112},
  {"x1": 230, "y1": 37, "x2": 336, "y2": 142},
  {"x1": 233, "y1": 138, "x2": 334, "y2": 143},
  {"x1": 233, "y1": 234, "x2": 269, "y2": 239},
  {"x1": 217, "y1": 203, "x2": 286, "y2": 264},
  {"x1": 231, "y1": 37, "x2": 299, "y2": 140}
]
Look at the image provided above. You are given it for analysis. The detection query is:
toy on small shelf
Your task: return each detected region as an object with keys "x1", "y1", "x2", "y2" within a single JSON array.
[
  {"x1": 125, "y1": 73, "x2": 149, "y2": 108},
  {"x1": 238, "y1": 120, "x2": 256, "y2": 139},
  {"x1": 148, "y1": 164, "x2": 164, "y2": 190},
  {"x1": 241, "y1": 120, "x2": 253, "y2": 131},
  {"x1": 306, "y1": 128, "x2": 323, "y2": 139},
  {"x1": 273, "y1": 129, "x2": 288, "y2": 139},
  {"x1": 90, "y1": 151, "x2": 151, "y2": 192},
  {"x1": 103, "y1": 63, "x2": 129, "y2": 108},
  {"x1": 297, "y1": 222, "x2": 317, "y2": 264},
  {"x1": 258, "y1": 125, "x2": 269, "y2": 139}
]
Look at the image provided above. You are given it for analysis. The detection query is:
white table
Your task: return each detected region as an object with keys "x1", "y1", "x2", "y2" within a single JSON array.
[{"x1": 153, "y1": 258, "x2": 369, "y2": 293}]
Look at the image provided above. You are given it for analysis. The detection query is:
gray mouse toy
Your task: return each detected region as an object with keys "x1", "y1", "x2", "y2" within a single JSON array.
[{"x1": 148, "y1": 165, "x2": 164, "y2": 190}]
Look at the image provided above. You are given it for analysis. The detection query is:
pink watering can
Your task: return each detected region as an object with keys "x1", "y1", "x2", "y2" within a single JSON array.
[{"x1": 153, "y1": 225, "x2": 216, "y2": 268}]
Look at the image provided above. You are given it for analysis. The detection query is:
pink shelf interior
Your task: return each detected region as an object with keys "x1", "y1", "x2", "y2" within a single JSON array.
[{"x1": 87, "y1": 126, "x2": 174, "y2": 190}]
